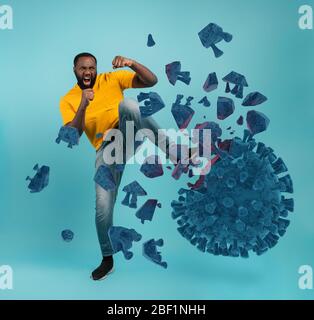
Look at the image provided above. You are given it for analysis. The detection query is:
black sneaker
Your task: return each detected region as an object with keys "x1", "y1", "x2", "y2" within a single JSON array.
[{"x1": 91, "y1": 256, "x2": 114, "y2": 281}]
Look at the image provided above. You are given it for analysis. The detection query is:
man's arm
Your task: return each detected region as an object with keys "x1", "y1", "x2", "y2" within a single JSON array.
[
  {"x1": 66, "y1": 89, "x2": 94, "y2": 136},
  {"x1": 112, "y1": 56, "x2": 158, "y2": 88}
]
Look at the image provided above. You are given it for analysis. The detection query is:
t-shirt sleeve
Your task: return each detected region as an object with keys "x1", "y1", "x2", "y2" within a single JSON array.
[
  {"x1": 59, "y1": 98, "x2": 75, "y2": 125},
  {"x1": 112, "y1": 70, "x2": 136, "y2": 90}
]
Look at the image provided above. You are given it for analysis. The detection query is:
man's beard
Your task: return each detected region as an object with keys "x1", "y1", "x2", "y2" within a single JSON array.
[{"x1": 75, "y1": 72, "x2": 97, "y2": 90}]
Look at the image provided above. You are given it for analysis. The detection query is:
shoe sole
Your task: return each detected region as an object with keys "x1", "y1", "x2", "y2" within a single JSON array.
[{"x1": 90, "y1": 267, "x2": 114, "y2": 281}]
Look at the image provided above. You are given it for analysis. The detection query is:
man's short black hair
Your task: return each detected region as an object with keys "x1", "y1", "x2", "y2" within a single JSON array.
[{"x1": 74, "y1": 52, "x2": 97, "y2": 66}]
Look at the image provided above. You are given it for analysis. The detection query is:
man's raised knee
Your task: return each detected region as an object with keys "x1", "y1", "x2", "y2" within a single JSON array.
[{"x1": 118, "y1": 98, "x2": 139, "y2": 115}]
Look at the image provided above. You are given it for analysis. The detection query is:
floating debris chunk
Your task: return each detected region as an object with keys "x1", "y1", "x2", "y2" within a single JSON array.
[
  {"x1": 96, "y1": 133, "x2": 103, "y2": 139},
  {"x1": 217, "y1": 97, "x2": 235, "y2": 120},
  {"x1": 203, "y1": 72, "x2": 218, "y2": 92},
  {"x1": 115, "y1": 164, "x2": 125, "y2": 172},
  {"x1": 237, "y1": 116, "x2": 244, "y2": 126},
  {"x1": 222, "y1": 71, "x2": 248, "y2": 99},
  {"x1": 135, "y1": 199, "x2": 161, "y2": 224},
  {"x1": 121, "y1": 181, "x2": 147, "y2": 208},
  {"x1": 171, "y1": 94, "x2": 195, "y2": 129},
  {"x1": 198, "y1": 96, "x2": 211, "y2": 107},
  {"x1": 61, "y1": 229, "x2": 74, "y2": 242},
  {"x1": 143, "y1": 238, "x2": 168, "y2": 268},
  {"x1": 108, "y1": 226, "x2": 142, "y2": 260},
  {"x1": 94, "y1": 165, "x2": 116, "y2": 191},
  {"x1": 147, "y1": 34, "x2": 156, "y2": 47},
  {"x1": 26, "y1": 164, "x2": 50, "y2": 193},
  {"x1": 242, "y1": 91, "x2": 268, "y2": 106},
  {"x1": 137, "y1": 92, "x2": 165, "y2": 117},
  {"x1": 172, "y1": 161, "x2": 190, "y2": 180},
  {"x1": 246, "y1": 110, "x2": 270, "y2": 135},
  {"x1": 192, "y1": 121, "x2": 217, "y2": 158},
  {"x1": 55, "y1": 126, "x2": 80, "y2": 148},
  {"x1": 198, "y1": 23, "x2": 233, "y2": 58},
  {"x1": 140, "y1": 155, "x2": 164, "y2": 178},
  {"x1": 165, "y1": 61, "x2": 191, "y2": 86},
  {"x1": 194, "y1": 121, "x2": 222, "y2": 143}
]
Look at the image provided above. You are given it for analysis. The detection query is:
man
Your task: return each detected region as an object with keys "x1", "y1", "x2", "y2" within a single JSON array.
[{"x1": 59, "y1": 53, "x2": 169, "y2": 280}]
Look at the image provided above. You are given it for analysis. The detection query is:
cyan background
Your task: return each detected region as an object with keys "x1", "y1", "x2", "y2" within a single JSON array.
[{"x1": 0, "y1": 0, "x2": 313, "y2": 300}]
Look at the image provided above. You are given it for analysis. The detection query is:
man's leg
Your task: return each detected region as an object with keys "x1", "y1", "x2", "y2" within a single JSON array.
[
  {"x1": 118, "y1": 98, "x2": 170, "y2": 162},
  {"x1": 92, "y1": 144, "x2": 123, "y2": 280},
  {"x1": 92, "y1": 98, "x2": 168, "y2": 280},
  {"x1": 118, "y1": 99, "x2": 209, "y2": 170}
]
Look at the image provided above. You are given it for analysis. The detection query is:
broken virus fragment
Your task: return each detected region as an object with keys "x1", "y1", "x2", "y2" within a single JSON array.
[
  {"x1": 198, "y1": 23, "x2": 233, "y2": 58},
  {"x1": 196, "y1": 121, "x2": 222, "y2": 143},
  {"x1": 222, "y1": 71, "x2": 248, "y2": 99},
  {"x1": 203, "y1": 72, "x2": 218, "y2": 92},
  {"x1": 171, "y1": 94, "x2": 195, "y2": 129},
  {"x1": 26, "y1": 164, "x2": 50, "y2": 193},
  {"x1": 198, "y1": 96, "x2": 211, "y2": 107},
  {"x1": 96, "y1": 133, "x2": 103, "y2": 139},
  {"x1": 147, "y1": 33, "x2": 156, "y2": 47},
  {"x1": 55, "y1": 126, "x2": 80, "y2": 148},
  {"x1": 135, "y1": 199, "x2": 161, "y2": 224},
  {"x1": 140, "y1": 155, "x2": 164, "y2": 178},
  {"x1": 143, "y1": 238, "x2": 168, "y2": 268},
  {"x1": 121, "y1": 181, "x2": 147, "y2": 208},
  {"x1": 108, "y1": 226, "x2": 142, "y2": 260},
  {"x1": 61, "y1": 229, "x2": 74, "y2": 242},
  {"x1": 246, "y1": 110, "x2": 270, "y2": 135},
  {"x1": 171, "y1": 160, "x2": 190, "y2": 180},
  {"x1": 192, "y1": 121, "x2": 220, "y2": 157},
  {"x1": 217, "y1": 97, "x2": 235, "y2": 120},
  {"x1": 94, "y1": 165, "x2": 116, "y2": 191},
  {"x1": 115, "y1": 164, "x2": 125, "y2": 172},
  {"x1": 165, "y1": 61, "x2": 191, "y2": 86},
  {"x1": 137, "y1": 92, "x2": 165, "y2": 118},
  {"x1": 237, "y1": 116, "x2": 244, "y2": 126},
  {"x1": 242, "y1": 91, "x2": 268, "y2": 106}
]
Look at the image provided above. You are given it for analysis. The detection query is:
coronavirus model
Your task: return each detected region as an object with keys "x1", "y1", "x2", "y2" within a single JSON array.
[{"x1": 171, "y1": 129, "x2": 294, "y2": 258}]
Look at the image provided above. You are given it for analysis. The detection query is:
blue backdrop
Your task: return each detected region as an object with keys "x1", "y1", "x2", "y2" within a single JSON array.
[{"x1": 0, "y1": 0, "x2": 313, "y2": 299}]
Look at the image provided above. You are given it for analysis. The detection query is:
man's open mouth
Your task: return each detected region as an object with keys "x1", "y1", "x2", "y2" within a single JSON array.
[{"x1": 83, "y1": 77, "x2": 91, "y2": 86}]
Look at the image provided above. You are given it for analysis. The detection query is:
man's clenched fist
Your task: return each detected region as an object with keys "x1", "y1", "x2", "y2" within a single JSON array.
[
  {"x1": 81, "y1": 89, "x2": 94, "y2": 108},
  {"x1": 112, "y1": 56, "x2": 134, "y2": 69}
]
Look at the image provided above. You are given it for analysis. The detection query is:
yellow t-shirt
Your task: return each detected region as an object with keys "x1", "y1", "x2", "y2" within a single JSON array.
[{"x1": 59, "y1": 70, "x2": 135, "y2": 150}]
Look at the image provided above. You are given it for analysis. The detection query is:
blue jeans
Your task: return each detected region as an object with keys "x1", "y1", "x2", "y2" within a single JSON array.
[{"x1": 95, "y1": 98, "x2": 169, "y2": 256}]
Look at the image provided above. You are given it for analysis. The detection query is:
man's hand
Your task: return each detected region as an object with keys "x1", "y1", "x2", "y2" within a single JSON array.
[
  {"x1": 112, "y1": 56, "x2": 134, "y2": 69},
  {"x1": 112, "y1": 55, "x2": 157, "y2": 88},
  {"x1": 81, "y1": 89, "x2": 94, "y2": 108},
  {"x1": 67, "y1": 89, "x2": 94, "y2": 136}
]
